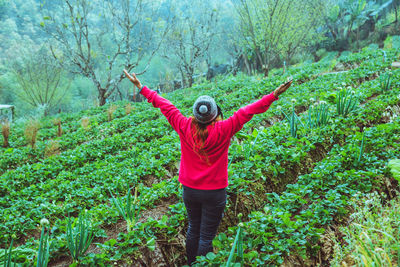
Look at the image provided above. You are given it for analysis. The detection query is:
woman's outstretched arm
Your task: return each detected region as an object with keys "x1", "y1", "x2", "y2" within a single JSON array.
[
  {"x1": 124, "y1": 70, "x2": 188, "y2": 133},
  {"x1": 221, "y1": 80, "x2": 292, "y2": 137}
]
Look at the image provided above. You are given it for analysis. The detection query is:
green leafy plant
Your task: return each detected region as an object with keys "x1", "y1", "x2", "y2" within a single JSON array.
[
  {"x1": 109, "y1": 187, "x2": 142, "y2": 232},
  {"x1": 379, "y1": 70, "x2": 392, "y2": 92},
  {"x1": 66, "y1": 212, "x2": 94, "y2": 263},
  {"x1": 388, "y1": 159, "x2": 400, "y2": 183},
  {"x1": 37, "y1": 219, "x2": 51, "y2": 267},
  {"x1": 336, "y1": 88, "x2": 357, "y2": 117}
]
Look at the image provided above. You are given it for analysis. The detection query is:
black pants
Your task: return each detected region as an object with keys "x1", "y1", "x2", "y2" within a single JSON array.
[{"x1": 182, "y1": 185, "x2": 227, "y2": 265}]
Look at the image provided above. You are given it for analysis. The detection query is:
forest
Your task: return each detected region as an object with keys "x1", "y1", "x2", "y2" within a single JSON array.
[{"x1": 1, "y1": 0, "x2": 400, "y2": 266}]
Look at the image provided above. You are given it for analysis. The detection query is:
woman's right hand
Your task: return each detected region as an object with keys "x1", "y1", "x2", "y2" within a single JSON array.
[
  {"x1": 124, "y1": 69, "x2": 142, "y2": 89},
  {"x1": 273, "y1": 80, "x2": 292, "y2": 98}
]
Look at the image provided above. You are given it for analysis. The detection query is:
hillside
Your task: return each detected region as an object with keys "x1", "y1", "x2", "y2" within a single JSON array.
[{"x1": 1, "y1": 46, "x2": 400, "y2": 266}]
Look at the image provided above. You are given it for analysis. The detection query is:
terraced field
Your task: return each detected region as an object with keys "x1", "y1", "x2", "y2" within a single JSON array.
[{"x1": 1, "y1": 47, "x2": 399, "y2": 266}]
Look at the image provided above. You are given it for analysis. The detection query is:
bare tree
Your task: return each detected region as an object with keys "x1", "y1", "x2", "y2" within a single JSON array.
[
  {"x1": 40, "y1": 0, "x2": 170, "y2": 105},
  {"x1": 163, "y1": 0, "x2": 219, "y2": 88},
  {"x1": 234, "y1": 0, "x2": 324, "y2": 76},
  {"x1": 12, "y1": 46, "x2": 70, "y2": 116}
]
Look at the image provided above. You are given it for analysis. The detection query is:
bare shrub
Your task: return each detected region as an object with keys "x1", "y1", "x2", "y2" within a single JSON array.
[
  {"x1": 125, "y1": 103, "x2": 134, "y2": 115},
  {"x1": 25, "y1": 119, "x2": 40, "y2": 148},
  {"x1": 44, "y1": 140, "x2": 60, "y2": 158},
  {"x1": 107, "y1": 104, "x2": 118, "y2": 121},
  {"x1": 81, "y1": 117, "x2": 90, "y2": 130},
  {"x1": 1, "y1": 121, "x2": 10, "y2": 148},
  {"x1": 53, "y1": 118, "x2": 63, "y2": 137}
]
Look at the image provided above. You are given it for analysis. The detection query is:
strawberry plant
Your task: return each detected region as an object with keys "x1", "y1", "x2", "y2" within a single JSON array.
[{"x1": 388, "y1": 159, "x2": 400, "y2": 183}]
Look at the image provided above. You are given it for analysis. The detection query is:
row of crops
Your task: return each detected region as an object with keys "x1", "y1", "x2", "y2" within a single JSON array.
[{"x1": 0, "y1": 46, "x2": 399, "y2": 266}]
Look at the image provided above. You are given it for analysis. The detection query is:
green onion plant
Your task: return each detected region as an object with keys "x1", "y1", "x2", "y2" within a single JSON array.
[
  {"x1": 110, "y1": 186, "x2": 142, "y2": 232},
  {"x1": 379, "y1": 70, "x2": 392, "y2": 92},
  {"x1": 2, "y1": 239, "x2": 15, "y2": 267},
  {"x1": 354, "y1": 132, "x2": 366, "y2": 167},
  {"x1": 336, "y1": 88, "x2": 357, "y2": 117},
  {"x1": 306, "y1": 100, "x2": 331, "y2": 128},
  {"x1": 246, "y1": 128, "x2": 261, "y2": 158},
  {"x1": 280, "y1": 100, "x2": 304, "y2": 138},
  {"x1": 225, "y1": 224, "x2": 244, "y2": 267},
  {"x1": 66, "y1": 211, "x2": 94, "y2": 263},
  {"x1": 37, "y1": 226, "x2": 50, "y2": 267}
]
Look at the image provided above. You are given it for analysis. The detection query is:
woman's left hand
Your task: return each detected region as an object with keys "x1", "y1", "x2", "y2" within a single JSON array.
[
  {"x1": 273, "y1": 80, "x2": 292, "y2": 98},
  {"x1": 124, "y1": 69, "x2": 142, "y2": 89}
]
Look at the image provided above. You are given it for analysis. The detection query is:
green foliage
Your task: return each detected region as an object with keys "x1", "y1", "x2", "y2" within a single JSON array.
[
  {"x1": 323, "y1": 0, "x2": 378, "y2": 44},
  {"x1": 388, "y1": 159, "x2": 400, "y2": 183},
  {"x1": 12, "y1": 46, "x2": 71, "y2": 115},
  {"x1": 66, "y1": 212, "x2": 94, "y2": 263},
  {"x1": 235, "y1": 0, "x2": 325, "y2": 70},
  {"x1": 384, "y1": 35, "x2": 400, "y2": 50},
  {"x1": 330, "y1": 193, "x2": 400, "y2": 266}
]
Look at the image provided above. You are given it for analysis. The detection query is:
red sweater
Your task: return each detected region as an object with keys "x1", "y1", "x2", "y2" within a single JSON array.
[{"x1": 140, "y1": 86, "x2": 278, "y2": 190}]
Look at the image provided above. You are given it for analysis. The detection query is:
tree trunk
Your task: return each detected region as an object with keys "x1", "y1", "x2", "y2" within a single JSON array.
[
  {"x1": 3, "y1": 138, "x2": 9, "y2": 148},
  {"x1": 99, "y1": 88, "x2": 107, "y2": 106},
  {"x1": 242, "y1": 54, "x2": 251, "y2": 75},
  {"x1": 263, "y1": 64, "x2": 269, "y2": 77},
  {"x1": 255, "y1": 48, "x2": 264, "y2": 72},
  {"x1": 117, "y1": 87, "x2": 123, "y2": 101},
  {"x1": 179, "y1": 69, "x2": 186, "y2": 89},
  {"x1": 187, "y1": 70, "x2": 194, "y2": 88}
]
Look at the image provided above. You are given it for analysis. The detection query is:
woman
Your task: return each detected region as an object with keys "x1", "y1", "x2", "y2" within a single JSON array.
[{"x1": 123, "y1": 69, "x2": 292, "y2": 265}]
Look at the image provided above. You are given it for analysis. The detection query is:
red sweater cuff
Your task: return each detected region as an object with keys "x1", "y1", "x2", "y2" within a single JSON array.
[
  {"x1": 271, "y1": 92, "x2": 279, "y2": 101},
  {"x1": 140, "y1": 85, "x2": 152, "y2": 98}
]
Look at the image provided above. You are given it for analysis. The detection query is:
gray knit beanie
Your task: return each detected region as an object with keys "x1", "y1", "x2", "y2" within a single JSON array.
[{"x1": 193, "y1": 95, "x2": 218, "y2": 124}]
